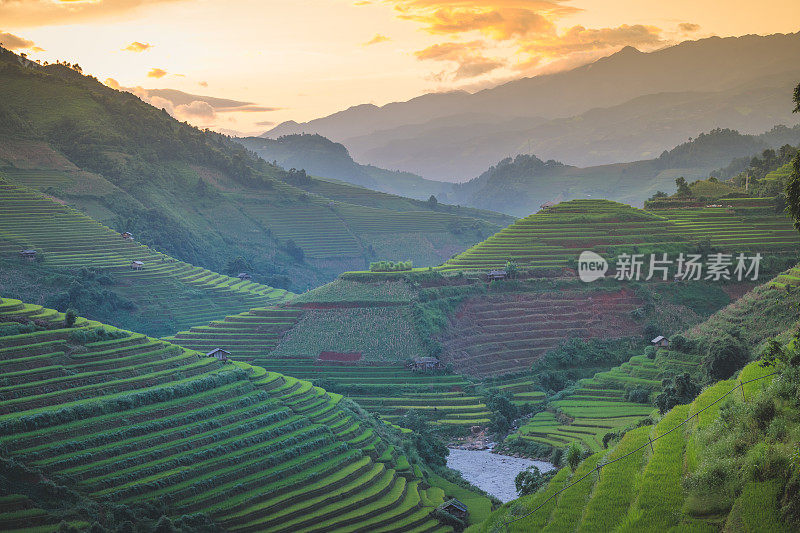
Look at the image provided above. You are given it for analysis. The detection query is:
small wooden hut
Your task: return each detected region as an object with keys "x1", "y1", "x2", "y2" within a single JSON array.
[
  {"x1": 206, "y1": 348, "x2": 232, "y2": 362},
  {"x1": 651, "y1": 335, "x2": 669, "y2": 348},
  {"x1": 19, "y1": 249, "x2": 37, "y2": 262}
]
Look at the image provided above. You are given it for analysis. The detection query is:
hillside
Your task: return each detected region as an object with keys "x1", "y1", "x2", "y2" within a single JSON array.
[
  {"x1": 0, "y1": 46, "x2": 509, "y2": 292},
  {"x1": 505, "y1": 263, "x2": 800, "y2": 458},
  {"x1": 0, "y1": 298, "x2": 471, "y2": 532},
  {"x1": 475, "y1": 357, "x2": 799, "y2": 531},
  {"x1": 0, "y1": 178, "x2": 292, "y2": 337},
  {"x1": 266, "y1": 33, "x2": 800, "y2": 180},
  {"x1": 447, "y1": 126, "x2": 800, "y2": 216},
  {"x1": 442, "y1": 199, "x2": 800, "y2": 271},
  {"x1": 237, "y1": 134, "x2": 451, "y2": 200}
]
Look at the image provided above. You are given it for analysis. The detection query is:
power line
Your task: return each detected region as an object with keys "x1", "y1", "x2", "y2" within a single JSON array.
[{"x1": 502, "y1": 370, "x2": 780, "y2": 531}]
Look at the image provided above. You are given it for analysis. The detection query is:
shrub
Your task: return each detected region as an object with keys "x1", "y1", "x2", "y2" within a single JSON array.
[
  {"x1": 703, "y1": 333, "x2": 749, "y2": 380},
  {"x1": 515, "y1": 465, "x2": 556, "y2": 496},
  {"x1": 566, "y1": 442, "x2": 582, "y2": 472},
  {"x1": 625, "y1": 387, "x2": 652, "y2": 404},
  {"x1": 656, "y1": 373, "x2": 700, "y2": 414},
  {"x1": 65, "y1": 308, "x2": 77, "y2": 328},
  {"x1": 369, "y1": 260, "x2": 413, "y2": 272}
]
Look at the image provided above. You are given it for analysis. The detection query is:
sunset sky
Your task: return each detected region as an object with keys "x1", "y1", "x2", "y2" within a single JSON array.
[{"x1": 2, "y1": 0, "x2": 799, "y2": 135}]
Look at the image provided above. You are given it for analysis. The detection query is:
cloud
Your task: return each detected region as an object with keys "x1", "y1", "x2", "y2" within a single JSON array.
[
  {"x1": 123, "y1": 41, "x2": 152, "y2": 52},
  {"x1": 384, "y1": 1, "x2": 669, "y2": 80},
  {"x1": 415, "y1": 40, "x2": 504, "y2": 79},
  {"x1": 388, "y1": 1, "x2": 577, "y2": 39},
  {"x1": 147, "y1": 67, "x2": 167, "y2": 78},
  {"x1": 520, "y1": 24, "x2": 664, "y2": 57},
  {"x1": 198, "y1": 81, "x2": 208, "y2": 87},
  {"x1": 0, "y1": 31, "x2": 42, "y2": 51},
  {"x1": 255, "y1": 120, "x2": 276, "y2": 126},
  {"x1": 175, "y1": 100, "x2": 215, "y2": 119},
  {"x1": 454, "y1": 57, "x2": 504, "y2": 79},
  {"x1": 116, "y1": 85, "x2": 280, "y2": 129},
  {"x1": 364, "y1": 34, "x2": 391, "y2": 45},
  {"x1": 678, "y1": 22, "x2": 701, "y2": 33},
  {"x1": 218, "y1": 105, "x2": 282, "y2": 113}
]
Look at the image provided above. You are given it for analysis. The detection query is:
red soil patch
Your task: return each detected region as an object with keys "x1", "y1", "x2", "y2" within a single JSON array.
[
  {"x1": 318, "y1": 351, "x2": 363, "y2": 362},
  {"x1": 440, "y1": 288, "x2": 644, "y2": 377}
]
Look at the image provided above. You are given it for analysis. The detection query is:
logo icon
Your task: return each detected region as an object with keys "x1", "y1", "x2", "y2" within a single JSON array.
[{"x1": 578, "y1": 251, "x2": 608, "y2": 282}]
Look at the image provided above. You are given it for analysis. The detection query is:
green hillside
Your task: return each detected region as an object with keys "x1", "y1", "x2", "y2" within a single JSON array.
[
  {"x1": 505, "y1": 264, "x2": 800, "y2": 456},
  {"x1": 0, "y1": 298, "x2": 464, "y2": 532},
  {"x1": 473, "y1": 358, "x2": 799, "y2": 532},
  {"x1": 443, "y1": 198, "x2": 799, "y2": 271},
  {"x1": 0, "y1": 46, "x2": 508, "y2": 292},
  {"x1": 0, "y1": 179, "x2": 292, "y2": 337}
]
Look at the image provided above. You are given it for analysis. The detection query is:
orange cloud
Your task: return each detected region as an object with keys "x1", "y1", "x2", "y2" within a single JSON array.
[
  {"x1": 123, "y1": 41, "x2": 152, "y2": 52},
  {"x1": 0, "y1": 31, "x2": 42, "y2": 51},
  {"x1": 520, "y1": 24, "x2": 664, "y2": 57},
  {"x1": 364, "y1": 34, "x2": 391, "y2": 45},
  {"x1": 383, "y1": 1, "x2": 668, "y2": 79},
  {"x1": 678, "y1": 22, "x2": 701, "y2": 33},
  {"x1": 147, "y1": 67, "x2": 167, "y2": 78},
  {"x1": 414, "y1": 40, "x2": 505, "y2": 79},
  {"x1": 388, "y1": 1, "x2": 577, "y2": 39}
]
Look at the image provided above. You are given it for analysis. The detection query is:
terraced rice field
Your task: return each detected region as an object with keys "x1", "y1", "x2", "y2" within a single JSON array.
[
  {"x1": 651, "y1": 198, "x2": 800, "y2": 252},
  {"x1": 0, "y1": 181, "x2": 292, "y2": 335},
  {"x1": 772, "y1": 264, "x2": 800, "y2": 289},
  {"x1": 243, "y1": 359, "x2": 494, "y2": 428},
  {"x1": 0, "y1": 299, "x2": 451, "y2": 533},
  {"x1": 441, "y1": 289, "x2": 644, "y2": 376},
  {"x1": 481, "y1": 362, "x2": 778, "y2": 532},
  {"x1": 164, "y1": 307, "x2": 304, "y2": 360},
  {"x1": 442, "y1": 199, "x2": 799, "y2": 271},
  {"x1": 243, "y1": 203, "x2": 364, "y2": 259},
  {"x1": 515, "y1": 352, "x2": 660, "y2": 452},
  {"x1": 442, "y1": 200, "x2": 686, "y2": 270}
]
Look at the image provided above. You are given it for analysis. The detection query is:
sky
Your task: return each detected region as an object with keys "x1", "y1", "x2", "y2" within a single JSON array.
[{"x1": 1, "y1": 0, "x2": 799, "y2": 136}]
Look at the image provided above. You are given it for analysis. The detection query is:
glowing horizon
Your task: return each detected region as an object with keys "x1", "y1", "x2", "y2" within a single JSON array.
[{"x1": 1, "y1": 0, "x2": 798, "y2": 136}]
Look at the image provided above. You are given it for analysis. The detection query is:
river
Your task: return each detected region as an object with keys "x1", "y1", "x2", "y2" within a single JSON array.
[{"x1": 446, "y1": 448, "x2": 555, "y2": 502}]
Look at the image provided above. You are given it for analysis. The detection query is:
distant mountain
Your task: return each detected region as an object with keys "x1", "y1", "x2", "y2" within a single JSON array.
[
  {"x1": 236, "y1": 134, "x2": 451, "y2": 200},
  {"x1": 448, "y1": 125, "x2": 800, "y2": 216},
  {"x1": 265, "y1": 33, "x2": 800, "y2": 181}
]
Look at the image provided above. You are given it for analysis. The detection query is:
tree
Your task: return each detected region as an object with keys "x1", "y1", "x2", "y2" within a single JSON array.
[
  {"x1": 515, "y1": 465, "x2": 554, "y2": 496},
  {"x1": 786, "y1": 81, "x2": 800, "y2": 230},
  {"x1": 427, "y1": 195, "x2": 438, "y2": 208},
  {"x1": 656, "y1": 373, "x2": 700, "y2": 413},
  {"x1": 505, "y1": 260, "x2": 518, "y2": 279},
  {"x1": 65, "y1": 308, "x2": 77, "y2": 328},
  {"x1": 566, "y1": 442, "x2": 582, "y2": 472},
  {"x1": 675, "y1": 176, "x2": 692, "y2": 197},
  {"x1": 703, "y1": 333, "x2": 748, "y2": 380}
]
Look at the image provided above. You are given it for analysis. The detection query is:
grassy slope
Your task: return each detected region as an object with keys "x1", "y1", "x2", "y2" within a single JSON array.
[
  {"x1": 0, "y1": 298, "x2": 453, "y2": 533},
  {"x1": 508, "y1": 263, "x2": 800, "y2": 456},
  {"x1": 0, "y1": 179, "x2": 293, "y2": 337},
  {"x1": 443, "y1": 198, "x2": 799, "y2": 271},
  {"x1": 473, "y1": 358, "x2": 798, "y2": 532}
]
